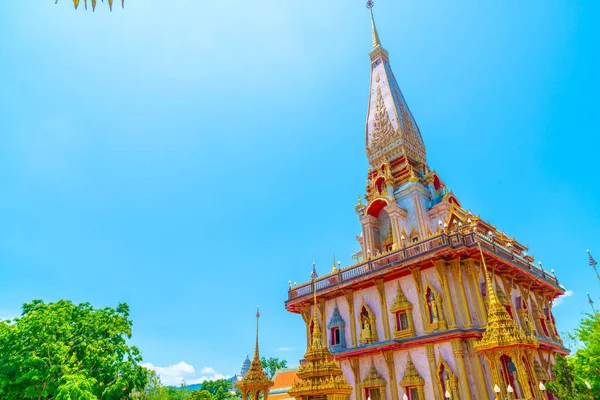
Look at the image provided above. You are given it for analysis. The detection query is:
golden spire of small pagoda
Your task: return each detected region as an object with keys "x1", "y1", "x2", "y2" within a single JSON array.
[
  {"x1": 474, "y1": 244, "x2": 537, "y2": 352},
  {"x1": 237, "y1": 307, "x2": 274, "y2": 400},
  {"x1": 288, "y1": 279, "x2": 353, "y2": 400}
]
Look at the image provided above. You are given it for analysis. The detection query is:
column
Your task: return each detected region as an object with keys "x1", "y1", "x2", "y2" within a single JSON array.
[
  {"x1": 449, "y1": 259, "x2": 474, "y2": 329},
  {"x1": 318, "y1": 299, "x2": 327, "y2": 345},
  {"x1": 351, "y1": 358, "x2": 362, "y2": 400},
  {"x1": 361, "y1": 215, "x2": 380, "y2": 258},
  {"x1": 468, "y1": 340, "x2": 490, "y2": 400},
  {"x1": 465, "y1": 259, "x2": 487, "y2": 326},
  {"x1": 383, "y1": 203, "x2": 407, "y2": 250},
  {"x1": 410, "y1": 267, "x2": 428, "y2": 333},
  {"x1": 375, "y1": 279, "x2": 391, "y2": 340},
  {"x1": 383, "y1": 351, "x2": 399, "y2": 400},
  {"x1": 426, "y1": 344, "x2": 441, "y2": 400},
  {"x1": 301, "y1": 306, "x2": 312, "y2": 348},
  {"x1": 452, "y1": 340, "x2": 473, "y2": 400},
  {"x1": 344, "y1": 289, "x2": 357, "y2": 347},
  {"x1": 434, "y1": 260, "x2": 458, "y2": 329}
]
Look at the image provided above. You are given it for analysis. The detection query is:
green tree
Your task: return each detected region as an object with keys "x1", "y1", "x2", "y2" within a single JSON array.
[
  {"x1": 547, "y1": 313, "x2": 599, "y2": 399},
  {"x1": 260, "y1": 357, "x2": 287, "y2": 380},
  {"x1": 0, "y1": 299, "x2": 148, "y2": 399},
  {"x1": 188, "y1": 389, "x2": 213, "y2": 400}
]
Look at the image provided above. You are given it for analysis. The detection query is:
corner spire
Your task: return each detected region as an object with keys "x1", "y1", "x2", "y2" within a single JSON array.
[
  {"x1": 366, "y1": 1, "x2": 381, "y2": 49},
  {"x1": 311, "y1": 278, "x2": 322, "y2": 348},
  {"x1": 254, "y1": 305, "x2": 260, "y2": 360}
]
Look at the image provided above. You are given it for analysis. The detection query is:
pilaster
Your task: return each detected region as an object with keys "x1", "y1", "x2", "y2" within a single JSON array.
[
  {"x1": 374, "y1": 279, "x2": 391, "y2": 340},
  {"x1": 383, "y1": 203, "x2": 407, "y2": 250},
  {"x1": 351, "y1": 358, "x2": 362, "y2": 400},
  {"x1": 426, "y1": 344, "x2": 441, "y2": 400},
  {"x1": 301, "y1": 305, "x2": 312, "y2": 348},
  {"x1": 452, "y1": 339, "x2": 473, "y2": 400},
  {"x1": 434, "y1": 260, "x2": 458, "y2": 329},
  {"x1": 450, "y1": 259, "x2": 474, "y2": 328},
  {"x1": 344, "y1": 289, "x2": 357, "y2": 347},
  {"x1": 318, "y1": 299, "x2": 327, "y2": 345},
  {"x1": 464, "y1": 259, "x2": 487, "y2": 326},
  {"x1": 361, "y1": 215, "x2": 380, "y2": 258},
  {"x1": 467, "y1": 339, "x2": 490, "y2": 400},
  {"x1": 410, "y1": 267, "x2": 428, "y2": 333},
  {"x1": 382, "y1": 351, "x2": 398, "y2": 400}
]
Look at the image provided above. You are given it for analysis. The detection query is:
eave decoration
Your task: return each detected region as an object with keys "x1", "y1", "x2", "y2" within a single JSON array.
[{"x1": 59, "y1": 0, "x2": 124, "y2": 12}]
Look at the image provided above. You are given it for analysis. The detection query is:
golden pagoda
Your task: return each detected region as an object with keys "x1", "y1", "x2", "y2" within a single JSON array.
[
  {"x1": 238, "y1": 307, "x2": 274, "y2": 400},
  {"x1": 288, "y1": 281, "x2": 353, "y2": 400},
  {"x1": 475, "y1": 245, "x2": 539, "y2": 400}
]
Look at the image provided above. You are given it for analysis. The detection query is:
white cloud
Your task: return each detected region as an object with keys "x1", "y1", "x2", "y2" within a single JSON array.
[
  {"x1": 553, "y1": 290, "x2": 574, "y2": 307},
  {"x1": 277, "y1": 347, "x2": 295, "y2": 352},
  {"x1": 142, "y1": 362, "x2": 229, "y2": 386}
]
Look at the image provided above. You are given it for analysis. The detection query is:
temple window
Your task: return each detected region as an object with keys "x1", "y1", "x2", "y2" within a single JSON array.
[
  {"x1": 400, "y1": 354, "x2": 425, "y2": 400},
  {"x1": 436, "y1": 359, "x2": 457, "y2": 400},
  {"x1": 390, "y1": 283, "x2": 415, "y2": 339},
  {"x1": 327, "y1": 303, "x2": 346, "y2": 351},
  {"x1": 360, "y1": 361, "x2": 386, "y2": 400},
  {"x1": 359, "y1": 301, "x2": 379, "y2": 345}
]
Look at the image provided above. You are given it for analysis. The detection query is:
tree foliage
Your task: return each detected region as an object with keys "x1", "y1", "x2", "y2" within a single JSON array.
[
  {"x1": 547, "y1": 313, "x2": 599, "y2": 399},
  {"x1": 0, "y1": 299, "x2": 148, "y2": 399},
  {"x1": 260, "y1": 357, "x2": 287, "y2": 380}
]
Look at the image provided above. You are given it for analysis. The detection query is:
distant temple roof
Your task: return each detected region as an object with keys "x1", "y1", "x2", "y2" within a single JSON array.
[
  {"x1": 240, "y1": 355, "x2": 251, "y2": 377},
  {"x1": 268, "y1": 367, "x2": 299, "y2": 400}
]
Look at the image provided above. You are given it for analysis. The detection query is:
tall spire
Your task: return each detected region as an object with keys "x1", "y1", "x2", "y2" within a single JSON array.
[
  {"x1": 364, "y1": 1, "x2": 426, "y2": 169},
  {"x1": 367, "y1": 1, "x2": 381, "y2": 48},
  {"x1": 310, "y1": 279, "x2": 322, "y2": 348}
]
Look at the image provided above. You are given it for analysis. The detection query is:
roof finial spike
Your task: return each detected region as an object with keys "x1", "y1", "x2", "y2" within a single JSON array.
[
  {"x1": 478, "y1": 243, "x2": 501, "y2": 307},
  {"x1": 253, "y1": 305, "x2": 260, "y2": 360},
  {"x1": 366, "y1": 1, "x2": 381, "y2": 49}
]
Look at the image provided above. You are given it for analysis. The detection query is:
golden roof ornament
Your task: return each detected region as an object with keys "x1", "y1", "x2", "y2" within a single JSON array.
[
  {"x1": 400, "y1": 354, "x2": 424, "y2": 387},
  {"x1": 474, "y1": 244, "x2": 538, "y2": 352}
]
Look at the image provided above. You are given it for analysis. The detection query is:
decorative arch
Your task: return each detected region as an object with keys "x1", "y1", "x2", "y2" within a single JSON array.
[
  {"x1": 359, "y1": 359, "x2": 386, "y2": 400},
  {"x1": 390, "y1": 283, "x2": 415, "y2": 339},
  {"x1": 359, "y1": 300, "x2": 378, "y2": 345},
  {"x1": 400, "y1": 354, "x2": 424, "y2": 400},
  {"x1": 436, "y1": 355, "x2": 458, "y2": 400},
  {"x1": 423, "y1": 283, "x2": 447, "y2": 333},
  {"x1": 366, "y1": 198, "x2": 390, "y2": 218},
  {"x1": 327, "y1": 303, "x2": 346, "y2": 351}
]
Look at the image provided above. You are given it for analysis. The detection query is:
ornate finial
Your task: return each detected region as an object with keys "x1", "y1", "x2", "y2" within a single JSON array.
[
  {"x1": 254, "y1": 305, "x2": 260, "y2": 359},
  {"x1": 366, "y1": 1, "x2": 381, "y2": 48},
  {"x1": 311, "y1": 262, "x2": 318, "y2": 279},
  {"x1": 332, "y1": 254, "x2": 338, "y2": 273}
]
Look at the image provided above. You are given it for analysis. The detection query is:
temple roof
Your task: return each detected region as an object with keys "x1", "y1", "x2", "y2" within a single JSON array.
[{"x1": 365, "y1": 6, "x2": 426, "y2": 167}]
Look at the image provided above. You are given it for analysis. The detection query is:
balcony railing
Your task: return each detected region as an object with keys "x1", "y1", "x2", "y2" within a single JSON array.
[{"x1": 287, "y1": 231, "x2": 560, "y2": 302}]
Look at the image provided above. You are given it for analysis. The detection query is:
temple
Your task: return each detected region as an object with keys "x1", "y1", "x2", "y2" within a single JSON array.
[{"x1": 285, "y1": 3, "x2": 567, "y2": 400}]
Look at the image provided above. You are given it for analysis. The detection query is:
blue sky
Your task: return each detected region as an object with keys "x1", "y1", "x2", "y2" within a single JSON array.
[{"x1": 1, "y1": 0, "x2": 599, "y2": 386}]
